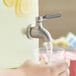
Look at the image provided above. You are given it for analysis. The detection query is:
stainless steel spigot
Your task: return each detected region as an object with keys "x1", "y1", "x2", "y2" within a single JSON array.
[{"x1": 23, "y1": 13, "x2": 62, "y2": 42}]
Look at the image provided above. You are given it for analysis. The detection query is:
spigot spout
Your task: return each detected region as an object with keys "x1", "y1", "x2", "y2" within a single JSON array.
[{"x1": 30, "y1": 21, "x2": 52, "y2": 42}]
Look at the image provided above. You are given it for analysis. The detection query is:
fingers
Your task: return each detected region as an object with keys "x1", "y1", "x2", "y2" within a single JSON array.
[
  {"x1": 50, "y1": 62, "x2": 68, "y2": 75},
  {"x1": 59, "y1": 71, "x2": 69, "y2": 76}
]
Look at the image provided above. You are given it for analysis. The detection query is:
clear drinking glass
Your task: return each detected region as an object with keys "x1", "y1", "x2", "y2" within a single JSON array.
[{"x1": 34, "y1": 46, "x2": 66, "y2": 65}]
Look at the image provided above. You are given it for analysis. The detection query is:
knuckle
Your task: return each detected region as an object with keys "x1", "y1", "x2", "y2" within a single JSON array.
[{"x1": 49, "y1": 67, "x2": 57, "y2": 75}]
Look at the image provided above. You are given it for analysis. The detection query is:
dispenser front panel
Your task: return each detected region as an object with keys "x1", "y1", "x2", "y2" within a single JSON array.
[{"x1": 0, "y1": 0, "x2": 39, "y2": 68}]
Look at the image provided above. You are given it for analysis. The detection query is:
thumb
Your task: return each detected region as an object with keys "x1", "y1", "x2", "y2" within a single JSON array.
[{"x1": 19, "y1": 60, "x2": 35, "y2": 69}]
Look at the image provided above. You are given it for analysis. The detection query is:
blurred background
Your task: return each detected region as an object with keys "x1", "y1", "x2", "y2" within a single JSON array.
[{"x1": 39, "y1": 0, "x2": 76, "y2": 46}]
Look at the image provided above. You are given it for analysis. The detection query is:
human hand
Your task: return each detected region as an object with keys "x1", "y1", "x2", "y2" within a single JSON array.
[
  {"x1": 19, "y1": 60, "x2": 69, "y2": 76},
  {"x1": 0, "y1": 60, "x2": 69, "y2": 76}
]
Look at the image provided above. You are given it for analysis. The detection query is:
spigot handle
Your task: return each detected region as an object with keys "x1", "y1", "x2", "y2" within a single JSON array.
[{"x1": 43, "y1": 13, "x2": 62, "y2": 20}]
